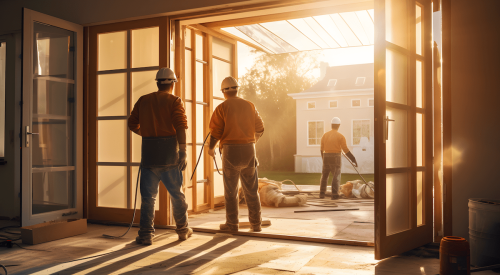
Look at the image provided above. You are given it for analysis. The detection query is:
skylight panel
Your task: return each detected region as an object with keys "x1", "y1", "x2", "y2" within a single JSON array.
[
  {"x1": 260, "y1": 21, "x2": 320, "y2": 51},
  {"x1": 313, "y1": 15, "x2": 348, "y2": 47},
  {"x1": 287, "y1": 18, "x2": 329, "y2": 49},
  {"x1": 355, "y1": 10, "x2": 375, "y2": 44},
  {"x1": 236, "y1": 24, "x2": 293, "y2": 54},
  {"x1": 330, "y1": 14, "x2": 362, "y2": 46},
  {"x1": 340, "y1": 12, "x2": 371, "y2": 45},
  {"x1": 368, "y1": 9, "x2": 375, "y2": 22},
  {"x1": 221, "y1": 27, "x2": 275, "y2": 53},
  {"x1": 303, "y1": 17, "x2": 340, "y2": 48}
]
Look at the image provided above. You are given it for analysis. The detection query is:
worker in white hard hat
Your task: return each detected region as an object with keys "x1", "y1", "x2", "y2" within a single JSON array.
[
  {"x1": 128, "y1": 67, "x2": 192, "y2": 245},
  {"x1": 208, "y1": 76, "x2": 265, "y2": 232},
  {"x1": 320, "y1": 117, "x2": 358, "y2": 200}
]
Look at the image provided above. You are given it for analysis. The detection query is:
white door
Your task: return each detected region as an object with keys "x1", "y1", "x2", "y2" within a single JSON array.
[{"x1": 21, "y1": 9, "x2": 83, "y2": 226}]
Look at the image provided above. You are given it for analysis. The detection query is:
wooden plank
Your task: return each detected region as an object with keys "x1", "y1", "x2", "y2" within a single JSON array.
[
  {"x1": 190, "y1": 24, "x2": 235, "y2": 44},
  {"x1": 207, "y1": 34, "x2": 215, "y2": 210},
  {"x1": 83, "y1": 26, "x2": 89, "y2": 219},
  {"x1": 294, "y1": 208, "x2": 360, "y2": 213},
  {"x1": 191, "y1": 29, "x2": 198, "y2": 212},
  {"x1": 433, "y1": 41, "x2": 443, "y2": 241}
]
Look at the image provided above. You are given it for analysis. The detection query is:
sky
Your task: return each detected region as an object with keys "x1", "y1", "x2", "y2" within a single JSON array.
[{"x1": 238, "y1": 42, "x2": 374, "y2": 79}]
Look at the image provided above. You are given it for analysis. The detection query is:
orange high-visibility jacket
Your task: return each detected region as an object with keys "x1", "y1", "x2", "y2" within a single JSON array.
[
  {"x1": 209, "y1": 97, "x2": 264, "y2": 146},
  {"x1": 321, "y1": 130, "x2": 350, "y2": 154},
  {"x1": 128, "y1": 91, "x2": 188, "y2": 137}
]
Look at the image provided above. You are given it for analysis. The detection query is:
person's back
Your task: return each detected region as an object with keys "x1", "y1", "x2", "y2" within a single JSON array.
[{"x1": 321, "y1": 129, "x2": 349, "y2": 154}]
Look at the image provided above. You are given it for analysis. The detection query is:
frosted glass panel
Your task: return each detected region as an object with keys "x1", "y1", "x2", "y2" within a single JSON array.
[
  {"x1": 386, "y1": 49, "x2": 408, "y2": 105},
  {"x1": 417, "y1": 113, "x2": 423, "y2": 166},
  {"x1": 417, "y1": 171, "x2": 423, "y2": 226},
  {"x1": 416, "y1": 5, "x2": 422, "y2": 55},
  {"x1": 185, "y1": 49, "x2": 192, "y2": 100},
  {"x1": 98, "y1": 73, "x2": 127, "y2": 116},
  {"x1": 132, "y1": 70, "x2": 157, "y2": 103},
  {"x1": 131, "y1": 27, "x2": 159, "y2": 68},
  {"x1": 416, "y1": 61, "x2": 423, "y2": 108},
  {"x1": 185, "y1": 28, "x2": 191, "y2": 48},
  {"x1": 132, "y1": 132, "x2": 141, "y2": 163},
  {"x1": 196, "y1": 62, "x2": 204, "y2": 102},
  {"x1": 132, "y1": 166, "x2": 160, "y2": 210},
  {"x1": 98, "y1": 120, "x2": 127, "y2": 162},
  {"x1": 185, "y1": 102, "x2": 193, "y2": 143},
  {"x1": 196, "y1": 104, "x2": 204, "y2": 143},
  {"x1": 195, "y1": 34, "x2": 204, "y2": 60},
  {"x1": 98, "y1": 31, "x2": 127, "y2": 71},
  {"x1": 98, "y1": 166, "x2": 127, "y2": 208},
  {"x1": 386, "y1": 107, "x2": 408, "y2": 168},
  {"x1": 213, "y1": 59, "x2": 231, "y2": 99},
  {"x1": 386, "y1": 172, "x2": 410, "y2": 235},
  {"x1": 214, "y1": 171, "x2": 224, "y2": 197},
  {"x1": 386, "y1": 0, "x2": 408, "y2": 48},
  {"x1": 196, "y1": 145, "x2": 204, "y2": 181},
  {"x1": 213, "y1": 37, "x2": 232, "y2": 61}
]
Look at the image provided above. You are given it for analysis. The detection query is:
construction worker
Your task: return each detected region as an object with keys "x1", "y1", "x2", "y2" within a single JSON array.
[
  {"x1": 128, "y1": 67, "x2": 192, "y2": 245},
  {"x1": 320, "y1": 117, "x2": 358, "y2": 200},
  {"x1": 208, "y1": 76, "x2": 265, "y2": 232}
]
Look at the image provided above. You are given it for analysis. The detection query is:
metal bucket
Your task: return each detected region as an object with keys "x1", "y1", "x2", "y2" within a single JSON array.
[{"x1": 469, "y1": 198, "x2": 500, "y2": 267}]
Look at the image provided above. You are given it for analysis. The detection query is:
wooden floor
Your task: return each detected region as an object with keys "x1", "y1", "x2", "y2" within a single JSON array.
[{"x1": 189, "y1": 197, "x2": 374, "y2": 242}]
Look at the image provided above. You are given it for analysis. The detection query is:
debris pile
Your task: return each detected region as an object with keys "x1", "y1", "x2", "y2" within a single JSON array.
[
  {"x1": 340, "y1": 180, "x2": 374, "y2": 199},
  {"x1": 239, "y1": 178, "x2": 308, "y2": 207}
]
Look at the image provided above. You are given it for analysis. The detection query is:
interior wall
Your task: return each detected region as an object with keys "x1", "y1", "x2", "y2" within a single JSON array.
[{"x1": 451, "y1": 0, "x2": 500, "y2": 239}]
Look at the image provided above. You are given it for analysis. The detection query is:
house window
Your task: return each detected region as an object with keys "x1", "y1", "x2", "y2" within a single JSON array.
[
  {"x1": 352, "y1": 120, "x2": 370, "y2": 145},
  {"x1": 307, "y1": 101, "x2": 316, "y2": 109},
  {"x1": 352, "y1": 99, "x2": 361, "y2": 107},
  {"x1": 327, "y1": 79, "x2": 337, "y2": 87},
  {"x1": 355, "y1": 77, "x2": 366, "y2": 86},
  {"x1": 368, "y1": 98, "x2": 374, "y2": 107},
  {"x1": 329, "y1": 100, "x2": 338, "y2": 108},
  {"x1": 308, "y1": 121, "x2": 324, "y2": 146}
]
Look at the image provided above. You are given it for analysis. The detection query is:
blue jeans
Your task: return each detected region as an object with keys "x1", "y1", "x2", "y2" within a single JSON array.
[
  {"x1": 138, "y1": 166, "x2": 189, "y2": 238},
  {"x1": 222, "y1": 143, "x2": 262, "y2": 228},
  {"x1": 320, "y1": 153, "x2": 342, "y2": 198}
]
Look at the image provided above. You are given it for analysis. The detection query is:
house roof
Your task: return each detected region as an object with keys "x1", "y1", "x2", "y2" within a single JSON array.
[{"x1": 303, "y1": 63, "x2": 374, "y2": 93}]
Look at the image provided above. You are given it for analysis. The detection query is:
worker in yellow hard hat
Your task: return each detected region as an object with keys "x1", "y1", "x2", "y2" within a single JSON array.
[
  {"x1": 128, "y1": 67, "x2": 192, "y2": 245},
  {"x1": 208, "y1": 76, "x2": 265, "y2": 232},
  {"x1": 320, "y1": 117, "x2": 357, "y2": 200}
]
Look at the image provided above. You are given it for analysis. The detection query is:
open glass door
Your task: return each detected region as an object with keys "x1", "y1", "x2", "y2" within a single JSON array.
[
  {"x1": 22, "y1": 9, "x2": 83, "y2": 226},
  {"x1": 374, "y1": 0, "x2": 433, "y2": 259}
]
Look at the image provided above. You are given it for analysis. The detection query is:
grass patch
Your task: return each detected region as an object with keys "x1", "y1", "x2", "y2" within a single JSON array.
[{"x1": 258, "y1": 171, "x2": 374, "y2": 186}]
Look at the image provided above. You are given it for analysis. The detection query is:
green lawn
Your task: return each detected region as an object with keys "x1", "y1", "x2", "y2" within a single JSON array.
[{"x1": 258, "y1": 171, "x2": 374, "y2": 186}]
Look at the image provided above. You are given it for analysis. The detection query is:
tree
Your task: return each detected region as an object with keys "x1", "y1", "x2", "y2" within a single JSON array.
[{"x1": 239, "y1": 50, "x2": 320, "y2": 171}]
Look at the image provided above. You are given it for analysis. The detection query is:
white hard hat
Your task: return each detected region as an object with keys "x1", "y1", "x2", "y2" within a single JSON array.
[
  {"x1": 221, "y1": 76, "x2": 239, "y2": 92},
  {"x1": 155, "y1": 67, "x2": 177, "y2": 84},
  {"x1": 331, "y1": 117, "x2": 341, "y2": 124}
]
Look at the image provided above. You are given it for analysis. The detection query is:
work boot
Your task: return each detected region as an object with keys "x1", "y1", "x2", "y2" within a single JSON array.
[
  {"x1": 250, "y1": 225, "x2": 262, "y2": 232},
  {"x1": 219, "y1": 223, "x2": 238, "y2": 232},
  {"x1": 178, "y1": 228, "x2": 193, "y2": 241},
  {"x1": 136, "y1": 235, "x2": 153, "y2": 246},
  {"x1": 331, "y1": 194, "x2": 340, "y2": 200},
  {"x1": 319, "y1": 193, "x2": 325, "y2": 199}
]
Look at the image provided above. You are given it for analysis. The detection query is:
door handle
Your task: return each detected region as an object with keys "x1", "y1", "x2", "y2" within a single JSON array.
[
  {"x1": 25, "y1": 126, "x2": 38, "y2": 147},
  {"x1": 384, "y1": 116, "x2": 395, "y2": 143}
]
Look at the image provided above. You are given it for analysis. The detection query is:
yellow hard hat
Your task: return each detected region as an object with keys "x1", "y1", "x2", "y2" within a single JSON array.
[{"x1": 221, "y1": 76, "x2": 239, "y2": 92}]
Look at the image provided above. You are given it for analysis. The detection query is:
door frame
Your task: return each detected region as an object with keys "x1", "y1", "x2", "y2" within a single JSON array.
[{"x1": 21, "y1": 8, "x2": 84, "y2": 226}]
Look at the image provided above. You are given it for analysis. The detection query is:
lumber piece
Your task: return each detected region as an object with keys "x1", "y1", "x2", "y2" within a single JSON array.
[{"x1": 294, "y1": 208, "x2": 359, "y2": 213}]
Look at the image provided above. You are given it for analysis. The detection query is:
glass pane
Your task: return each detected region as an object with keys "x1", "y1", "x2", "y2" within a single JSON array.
[
  {"x1": 386, "y1": 172, "x2": 410, "y2": 235},
  {"x1": 32, "y1": 171, "x2": 74, "y2": 214},
  {"x1": 213, "y1": 59, "x2": 231, "y2": 99},
  {"x1": 212, "y1": 37, "x2": 233, "y2": 61},
  {"x1": 331, "y1": 14, "x2": 363, "y2": 46},
  {"x1": 214, "y1": 171, "x2": 224, "y2": 197},
  {"x1": 185, "y1": 102, "x2": 193, "y2": 144},
  {"x1": 316, "y1": 121, "x2": 324, "y2": 138},
  {"x1": 34, "y1": 23, "x2": 74, "y2": 79},
  {"x1": 185, "y1": 28, "x2": 191, "y2": 48},
  {"x1": 32, "y1": 117, "x2": 74, "y2": 167},
  {"x1": 98, "y1": 31, "x2": 127, "y2": 71},
  {"x1": 288, "y1": 18, "x2": 328, "y2": 49},
  {"x1": 386, "y1": 0, "x2": 408, "y2": 48},
  {"x1": 132, "y1": 132, "x2": 141, "y2": 163},
  {"x1": 98, "y1": 120, "x2": 127, "y2": 162},
  {"x1": 313, "y1": 15, "x2": 348, "y2": 47},
  {"x1": 0, "y1": 42, "x2": 5, "y2": 158},
  {"x1": 386, "y1": 107, "x2": 408, "y2": 168},
  {"x1": 132, "y1": 70, "x2": 157, "y2": 103},
  {"x1": 416, "y1": 60, "x2": 423, "y2": 108},
  {"x1": 260, "y1": 21, "x2": 320, "y2": 51},
  {"x1": 131, "y1": 27, "x2": 159, "y2": 68},
  {"x1": 98, "y1": 166, "x2": 127, "y2": 208},
  {"x1": 356, "y1": 10, "x2": 375, "y2": 44},
  {"x1": 417, "y1": 113, "x2": 423, "y2": 166},
  {"x1": 416, "y1": 5, "x2": 422, "y2": 55},
  {"x1": 197, "y1": 182, "x2": 206, "y2": 205},
  {"x1": 235, "y1": 25, "x2": 291, "y2": 54},
  {"x1": 195, "y1": 34, "x2": 204, "y2": 60},
  {"x1": 417, "y1": 171, "x2": 423, "y2": 226},
  {"x1": 386, "y1": 49, "x2": 408, "y2": 105},
  {"x1": 196, "y1": 145, "x2": 204, "y2": 181},
  {"x1": 340, "y1": 12, "x2": 370, "y2": 45},
  {"x1": 185, "y1": 49, "x2": 192, "y2": 100},
  {"x1": 368, "y1": 9, "x2": 375, "y2": 21},
  {"x1": 221, "y1": 27, "x2": 273, "y2": 53},
  {"x1": 196, "y1": 62, "x2": 204, "y2": 102},
  {"x1": 132, "y1": 166, "x2": 160, "y2": 210},
  {"x1": 98, "y1": 73, "x2": 127, "y2": 116},
  {"x1": 196, "y1": 104, "x2": 204, "y2": 142},
  {"x1": 303, "y1": 17, "x2": 340, "y2": 48}
]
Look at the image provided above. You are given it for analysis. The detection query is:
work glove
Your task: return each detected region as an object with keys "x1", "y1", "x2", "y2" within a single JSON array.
[
  {"x1": 178, "y1": 150, "x2": 187, "y2": 171},
  {"x1": 346, "y1": 151, "x2": 358, "y2": 167},
  {"x1": 208, "y1": 148, "x2": 215, "y2": 158}
]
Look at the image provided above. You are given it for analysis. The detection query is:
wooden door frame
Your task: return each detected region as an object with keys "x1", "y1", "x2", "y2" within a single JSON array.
[{"x1": 86, "y1": 16, "x2": 171, "y2": 225}]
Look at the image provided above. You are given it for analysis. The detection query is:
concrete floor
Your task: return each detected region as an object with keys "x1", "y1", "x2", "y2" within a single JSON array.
[{"x1": 1, "y1": 223, "x2": 498, "y2": 275}]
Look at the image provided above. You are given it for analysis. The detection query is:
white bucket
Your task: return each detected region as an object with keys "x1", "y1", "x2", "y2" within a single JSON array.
[{"x1": 469, "y1": 198, "x2": 500, "y2": 267}]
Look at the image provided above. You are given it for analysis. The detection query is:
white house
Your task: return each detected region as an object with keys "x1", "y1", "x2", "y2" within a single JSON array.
[{"x1": 288, "y1": 63, "x2": 374, "y2": 174}]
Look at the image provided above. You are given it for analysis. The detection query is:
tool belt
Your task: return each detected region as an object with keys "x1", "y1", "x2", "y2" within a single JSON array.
[{"x1": 141, "y1": 135, "x2": 178, "y2": 168}]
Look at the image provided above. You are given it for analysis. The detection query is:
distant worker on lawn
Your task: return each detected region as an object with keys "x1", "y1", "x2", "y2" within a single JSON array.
[
  {"x1": 320, "y1": 117, "x2": 358, "y2": 200},
  {"x1": 208, "y1": 76, "x2": 265, "y2": 232},
  {"x1": 128, "y1": 67, "x2": 192, "y2": 245}
]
